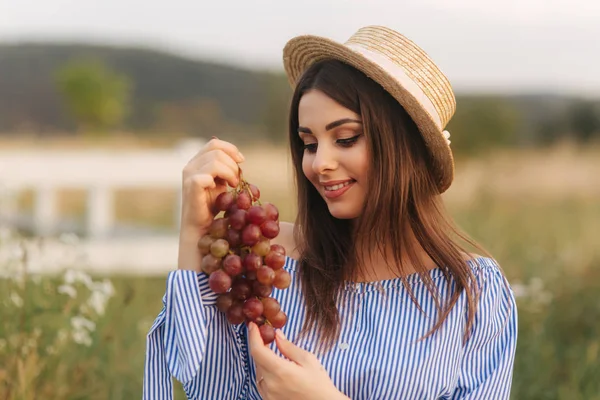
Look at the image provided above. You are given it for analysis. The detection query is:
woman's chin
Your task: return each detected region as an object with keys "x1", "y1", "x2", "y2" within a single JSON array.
[{"x1": 326, "y1": 204, "x2": 361, "y2": 220}]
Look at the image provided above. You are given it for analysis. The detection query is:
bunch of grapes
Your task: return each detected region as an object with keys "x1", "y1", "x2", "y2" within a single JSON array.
[{"x1": 198, "y1": 177, "x2": 291, "y2": 344}]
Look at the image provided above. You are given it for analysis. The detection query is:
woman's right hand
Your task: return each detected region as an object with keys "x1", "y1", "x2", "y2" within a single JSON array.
[{"x1": 177, "y1": 138, "x2": 244, "y2": 270}]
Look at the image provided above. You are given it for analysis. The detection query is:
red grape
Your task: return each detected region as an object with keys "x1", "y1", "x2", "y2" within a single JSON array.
[
  {"x1": 260, "y1": 220, "x2": 280, "y2": 239},
  {"x1": 237, "y1": 191, "x2": 252, "y2": 210},
  {"x1": 215, "y1": 191, "x2": 235, "y2": 212},
  {"x1": 201, "y1": 254, "x2": 221, "y2": 274},
  {"x1": 254, "y1": 315, "x2": 266, "y2": 326},
  {"x1": 246, "y1": 205, "x2": 267, "y2": 225},
  {"x1": 270, "y1": 244, "x2": 286, "y2": 256},
  {"x1": 229, "y1": 209, "x2": 247, "y2": 230},
  {"x1": 253, "y1": 280, "x2": 273, "y2": 298},
  {"x1": 270, "y1": 311, "x2": 287, "y2": 329},
  {"x1": 226, "y1": 229, "x2": 242, "y2": 248},
  {"x1": 209, "y1": 218, "x2": 228, "y2": 238},
  {"x1": 241, "y1": 224, "x2": 261, "y2": 246},
  {"x1": 224, "y1": 204, "x2": 239, "y2": 218},
  {"x1": 261, "y1": 297, "x2": 281, "y2": 320},
  {"x1": 249, "y1": 184, "x2": 260, "y2": 200},
  {"x1": 242, "y1": 298, "x2": 264, "y2": 320},
  {"x1": 222, "y1": 254, "x2": 243, "y2": 277},
  {"x1": 259, "y1": 324, "x2": 276, "y2": 344},
  {"x1": 208, "y1": 270, "x2": 232, "y2": 293},
  {"x1": 263, "y1": 203, "x2": 279, "y2": 221},
  {"x1": 243, "y1": 252, "x2": 262, "y2": 272},
  {"x1": 246, "y1": 271, "x2": 257, "y2": 281},
  {"x1": 257, "y1": 265, "x2": 275, "y2": 285},
  {"x1": 265, "y1": 251, "x2": 285, "y2": 270},
  {"x1": 231, "y1": 279, "x2": 252, "y2": 300},
  {"x1": 273, "y1": 269, "x2": 291, "y2": 289},
  {"x1": 227, "y1": 303, "x2": 245, "y2": 325},
  {"x1": 216, "y1": 293, "x2": 234, "y2": 313}
]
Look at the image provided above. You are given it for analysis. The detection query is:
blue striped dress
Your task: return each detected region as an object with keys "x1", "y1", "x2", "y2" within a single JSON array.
[{"x1": 143, "y1": 256, "x2": 518, "y2": 399}]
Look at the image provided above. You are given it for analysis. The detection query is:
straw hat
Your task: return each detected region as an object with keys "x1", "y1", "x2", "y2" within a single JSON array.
[{"x1": 282, "y1": 25, "x2": 456, "y2": 193}]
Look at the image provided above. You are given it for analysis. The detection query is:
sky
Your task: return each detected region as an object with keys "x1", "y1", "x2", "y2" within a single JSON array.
[{"x1": 1, "y1": 0, "x2": 599, "y2": 96}]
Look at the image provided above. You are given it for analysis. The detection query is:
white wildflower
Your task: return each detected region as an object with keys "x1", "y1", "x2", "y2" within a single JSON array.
[
  {"x1": 95, "y1": 279, "x2": 115, "y2": 298},
  {"x1": 511, "y1": 282, "x2": 528, "y2": 298},
  {"x1": 71, "y1": 329, "x2": 92, "y2": 347},
  {"x1": 10, "y1": 291, "x2": 23, "y2": 308},
  {"x1": 58, "y1": 284, "x2": 77, "y2": 299},
  {"x1": 71, "y1": 315, "x2": 96, "y2": 332},
  {"x1": 63, "y1": 269, "x2": 94, "y2": 289},
  {"x1": 87, "y1": 291, "x2": 107, "y2": 315},
  {"x1": 46, "y1": 345, "x2": 57, "y2": 355}
]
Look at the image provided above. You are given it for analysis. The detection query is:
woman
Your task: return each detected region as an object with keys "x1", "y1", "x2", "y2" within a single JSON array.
[{"x1": 144, "y1": 26, "x2": 518, "y2": 399}]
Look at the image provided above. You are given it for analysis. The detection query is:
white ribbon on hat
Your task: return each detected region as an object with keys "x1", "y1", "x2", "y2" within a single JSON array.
[{"x1": 442, "y1": 130, "x2": 451, "y2": 145}]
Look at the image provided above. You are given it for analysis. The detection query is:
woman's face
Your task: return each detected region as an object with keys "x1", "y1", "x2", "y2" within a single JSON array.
[{"x1": 298, "y1": 89, "x2": 369, "y2": 219}]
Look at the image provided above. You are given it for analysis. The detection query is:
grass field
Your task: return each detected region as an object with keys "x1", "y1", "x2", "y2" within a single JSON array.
[{"x1": 1, "y1": 141, "x2": 599, "y2": 399}]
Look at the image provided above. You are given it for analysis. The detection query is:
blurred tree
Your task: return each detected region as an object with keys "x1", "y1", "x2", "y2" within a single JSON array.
[
  {"x1": 56, "y1": 58, "x2": 132, "y2": 134},
  {"x1": 446, "y1": 97, "x2": 523, "y2": 155},
  {"x1": 260, "y1": 73, "x2": 292, "y2": 143},
  {"x1": 568, "y1": 100, "x2": 600, "y2": 142}
]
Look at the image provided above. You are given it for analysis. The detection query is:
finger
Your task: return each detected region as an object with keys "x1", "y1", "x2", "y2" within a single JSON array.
[
  {"x1": 248, "y1": 322, "x2": 286, "y2": 369},
  {"x1": 275, "y1": 329, "x2": 315, "y2": 367},
  {"x1": 201, "y1": 158, "x2": 239, "y2": 188},
  {"x1": 203, "y1": 138, "x2": 245, "y2": 163},
  {"x1": 254, "y1": 363, "x2": 267, "y2": 397}
]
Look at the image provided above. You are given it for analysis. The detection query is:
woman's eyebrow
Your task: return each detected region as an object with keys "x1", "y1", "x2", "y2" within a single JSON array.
[{"x1": 298, "y1": 118, "x2": 362, "y2": 134}]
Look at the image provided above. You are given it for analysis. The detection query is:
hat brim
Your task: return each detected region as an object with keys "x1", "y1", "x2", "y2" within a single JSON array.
[{"x1": 282, "y1": 34, "x2": 454, "y2": 193}]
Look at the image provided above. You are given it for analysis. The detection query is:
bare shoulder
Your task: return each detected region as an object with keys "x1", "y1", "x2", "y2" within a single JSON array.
[{"x1": 272, "y1": 221, "x2": 300, "y2": 260}]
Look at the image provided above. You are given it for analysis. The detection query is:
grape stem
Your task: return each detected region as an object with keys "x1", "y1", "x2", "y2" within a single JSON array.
[{"x1": 235, "y1": 167, "x2": 261, "y2": 205}]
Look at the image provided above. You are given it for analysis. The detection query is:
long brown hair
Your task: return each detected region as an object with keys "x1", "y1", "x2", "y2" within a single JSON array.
[{"x1": 288, "y1": 60, "x2": 488, "y2": 350}]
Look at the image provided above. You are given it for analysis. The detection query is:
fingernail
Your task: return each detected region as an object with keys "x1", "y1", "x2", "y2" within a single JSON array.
[
  {"x1": 211, "y1": 136, "x2": 219, "y2": 140},
  {"x1": 237, "y1": 151, "x2": 245, "y2": 162},
  {"x1": 276, "y1": 330, "x2": 286, "y2": 340}
]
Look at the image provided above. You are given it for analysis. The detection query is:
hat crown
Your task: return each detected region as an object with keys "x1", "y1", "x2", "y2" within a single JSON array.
[{"x1": 344, "y1": 26, "x2": 456, "y2": 129}]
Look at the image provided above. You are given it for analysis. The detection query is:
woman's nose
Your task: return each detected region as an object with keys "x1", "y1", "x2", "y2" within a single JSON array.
[{"x1": 312, "y1": 145, "x2": 338, "y2": 174}]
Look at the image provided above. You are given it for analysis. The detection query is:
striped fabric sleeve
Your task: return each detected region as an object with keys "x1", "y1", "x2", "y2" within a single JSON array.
[
  {"x1": 143, "y1": 269, "x2": 218, "y2": 400},
  {"x1": 451, "y1": 264, "x2": 519, "y2": 400}
]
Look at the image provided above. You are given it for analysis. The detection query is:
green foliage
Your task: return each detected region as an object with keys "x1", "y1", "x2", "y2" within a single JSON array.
[
  {"x1": 568, "y1": 100, "x2": 600, "y2": 142},
  {"x1": 447, "y1": 96, "x2": 523, "y2": 155},
  {"x1": 56, "y1": 58, "x2": 132, "y2": 133}
]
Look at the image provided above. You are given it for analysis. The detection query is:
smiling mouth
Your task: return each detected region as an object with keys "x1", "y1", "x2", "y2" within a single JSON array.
[{"x1": 324, "y1": 180, "x2": 354, "y2": 191}]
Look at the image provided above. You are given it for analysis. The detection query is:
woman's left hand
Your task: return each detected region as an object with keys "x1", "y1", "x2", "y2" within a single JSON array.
[{"x1": 248, "y1": 322, "x2": 349, "y2": 400}]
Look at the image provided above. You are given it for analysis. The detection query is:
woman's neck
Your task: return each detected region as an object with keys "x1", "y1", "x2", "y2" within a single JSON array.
[{"x1": 350, "y1": 232, "x2": 439, "y2": 283}]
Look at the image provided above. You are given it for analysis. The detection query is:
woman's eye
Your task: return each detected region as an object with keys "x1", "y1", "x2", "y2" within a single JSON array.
[
  {"x1": 303, "y1": 143, "x2": 317, "y2": 153},
  {"x1": 336, "y1": 134, "x2": 361, "y2": 147},
  {"x1": 302, "y1": 134, "x2": 361, "y2": 153}
]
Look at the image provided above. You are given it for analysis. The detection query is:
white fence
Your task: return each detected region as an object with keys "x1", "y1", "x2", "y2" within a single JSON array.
[{"x1": 0, "y1": 139, "x2": 205, "y2": 275}]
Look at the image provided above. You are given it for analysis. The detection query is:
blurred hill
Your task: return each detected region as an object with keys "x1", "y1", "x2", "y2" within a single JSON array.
[
  {"x1": 0, "y1": 43, "x2": 598, "y2": 148},
  {"x1": 0, "y1": 43, "x2": 291, "y2": 142}
]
